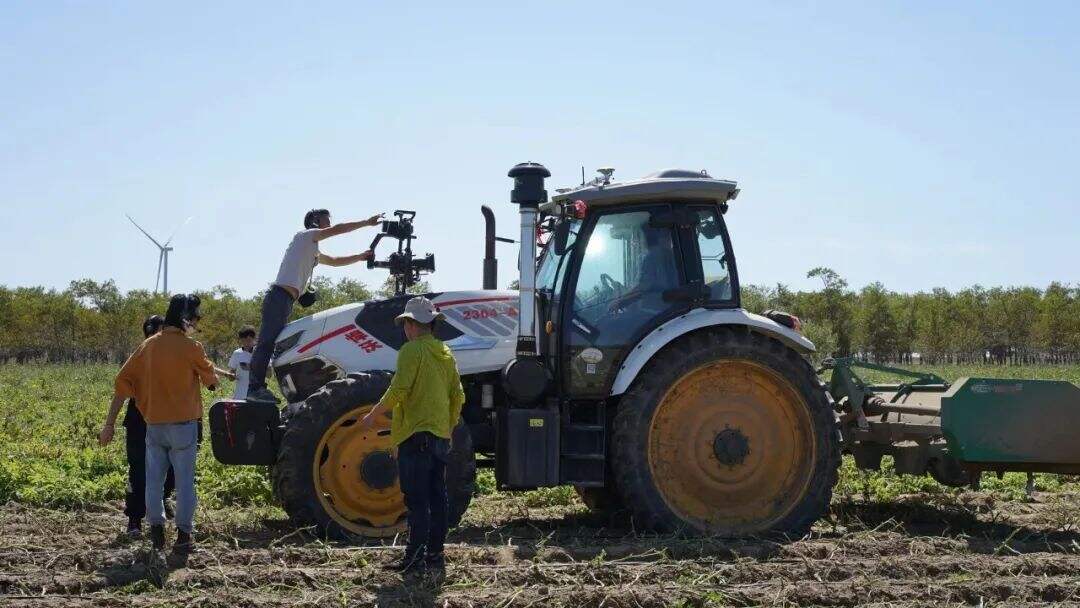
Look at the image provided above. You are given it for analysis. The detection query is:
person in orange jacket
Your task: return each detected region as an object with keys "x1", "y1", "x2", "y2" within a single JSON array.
[{"x1": 100, "y1": 294, "x2": 218, "y2": 554}]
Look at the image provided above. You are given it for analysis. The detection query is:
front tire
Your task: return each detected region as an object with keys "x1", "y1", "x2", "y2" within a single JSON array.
[
  {"x1": 611, "y1": 326, "x2": 839, "y2": 537},
  {"x1": 272, "y1": 372, "x2": 476, "y2": 540}
]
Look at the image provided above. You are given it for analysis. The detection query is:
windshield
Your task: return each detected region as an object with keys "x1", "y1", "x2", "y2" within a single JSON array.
[{"x1": 535, "y1": 219, "x2": 580, "y2": 294}]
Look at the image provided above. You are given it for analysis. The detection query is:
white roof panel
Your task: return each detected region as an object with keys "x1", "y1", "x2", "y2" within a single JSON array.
[{"x1": 547, "y1": 168, "x2": 739, "y2": 211}]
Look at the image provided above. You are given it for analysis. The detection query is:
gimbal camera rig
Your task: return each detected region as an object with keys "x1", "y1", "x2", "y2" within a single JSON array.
[{"x1": 367, "y1": 210, "x2": 435, "y2": 296}]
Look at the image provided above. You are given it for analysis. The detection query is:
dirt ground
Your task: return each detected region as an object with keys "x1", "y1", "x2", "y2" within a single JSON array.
[{"x1": 3, "y1": 491, "x2": 1080, "y2": 608}]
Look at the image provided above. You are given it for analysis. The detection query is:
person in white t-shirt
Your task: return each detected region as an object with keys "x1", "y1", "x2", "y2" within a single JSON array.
[
  {"x1": 226, "y1": 325, "x2": 257, "y2": 400},
  {"x1": 246, "y1": 208, "x2": 382, "y2": 403}
]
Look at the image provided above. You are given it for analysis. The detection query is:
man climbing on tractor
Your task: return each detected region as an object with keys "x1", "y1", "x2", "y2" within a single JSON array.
[{"x1": 246, "y1": 209, "x2": 383, "y2": 403}]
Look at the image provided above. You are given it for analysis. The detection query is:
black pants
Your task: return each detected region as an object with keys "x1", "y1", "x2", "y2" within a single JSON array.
[
  {"x1": 123, "y1": 401, "x2": 174, "y2": 521},
  {"x1": 248, "y1": 285, "x2": 295, "y2": 392},
  {"x1": 398, "y1": 432, "x2": 450, "y2": 561}
]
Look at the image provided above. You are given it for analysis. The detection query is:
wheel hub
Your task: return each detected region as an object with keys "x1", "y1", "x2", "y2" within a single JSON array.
[
  {"x1": 645, "y1": 359, "x2": 818, "y2": 534},
  {"x1": 713, "y1": 427, "x2": 750, "y2": 466},
  {"x1": 312, "y1": 404, "x2": 407, "y2": 536},
  {"x1": 360, "y1": 450, "x2": 397, "y2": 490}
]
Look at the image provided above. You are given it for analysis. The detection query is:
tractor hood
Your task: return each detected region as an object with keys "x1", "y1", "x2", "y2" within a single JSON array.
[{"x1": 272, "y1": 290, "x2": 519, "y2": 403}]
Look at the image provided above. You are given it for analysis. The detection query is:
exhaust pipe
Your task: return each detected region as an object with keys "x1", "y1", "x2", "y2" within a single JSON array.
[
  {"x1": 507, "y1": 162, "x2": 550, "y2": 356},
  {"x1": 481, "y1": 205, "x2": 497, "y2": 290}
]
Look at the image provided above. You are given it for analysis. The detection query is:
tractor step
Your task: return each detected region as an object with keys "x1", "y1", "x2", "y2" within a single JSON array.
[{"x1": 560, "y1": 403, "x2": 606, "y2": 485}]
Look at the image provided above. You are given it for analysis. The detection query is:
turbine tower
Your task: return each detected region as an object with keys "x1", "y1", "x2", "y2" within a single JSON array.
[{"x1": 126, "y1": 214, "x2": 191, "y2": 294}]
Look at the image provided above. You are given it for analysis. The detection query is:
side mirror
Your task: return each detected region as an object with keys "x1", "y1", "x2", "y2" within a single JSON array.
[{"x1": 552, "y1": 220, "x2": 571, "y2": 256}]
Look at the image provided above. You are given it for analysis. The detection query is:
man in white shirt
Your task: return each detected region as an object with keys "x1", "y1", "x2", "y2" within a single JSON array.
[
  {"x1": 227, "y1": 326, "x2": 257, "y2": 400},
  {"x1": 247, "y1": 208, "x2": 382, "y2": 403}
]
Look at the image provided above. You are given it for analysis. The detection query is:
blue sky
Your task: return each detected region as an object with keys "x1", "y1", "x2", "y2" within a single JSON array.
[{"x1": 2, "y1": 2, "x2": 1077, "y2": 297}]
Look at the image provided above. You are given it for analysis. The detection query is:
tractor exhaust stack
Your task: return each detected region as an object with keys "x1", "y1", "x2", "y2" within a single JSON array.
[
  {"x1": 507, "y1": 162, "x2": 550, "y2": 356},
  {"x1": 481, "y1": 205, "x2": 497, "y2": 290}
]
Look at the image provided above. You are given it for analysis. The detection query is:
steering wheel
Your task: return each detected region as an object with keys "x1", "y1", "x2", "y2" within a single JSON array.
[{"x1": 599, "y1": 273, "x2": 624, "y2": 296}]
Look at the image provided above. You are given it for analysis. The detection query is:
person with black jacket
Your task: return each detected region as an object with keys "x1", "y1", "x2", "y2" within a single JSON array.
[{"x1": 122, "y1": 315, "x2": 175, "y2": 537}]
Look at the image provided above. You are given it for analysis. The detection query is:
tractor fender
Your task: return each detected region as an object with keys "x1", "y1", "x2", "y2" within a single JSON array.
[{"x1": 609, "y1": 307, "x2": 816, "y2": 396}]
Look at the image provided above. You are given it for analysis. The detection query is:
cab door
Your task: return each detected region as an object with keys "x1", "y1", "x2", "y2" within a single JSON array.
[{"x1": 560, "y1": 205, "x2": 689, "y2": 397}]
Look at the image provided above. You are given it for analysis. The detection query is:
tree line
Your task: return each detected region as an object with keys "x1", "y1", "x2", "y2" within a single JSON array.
[
  {"x1": 2, "y1": 269, "x2": 1078, "y2": 365},
  {"x1": 0, "y1": 276, "x2": 408, "y2": 363},
  {"x1": 743, "y1": 268, "x2": 1080, "y2": 365}
]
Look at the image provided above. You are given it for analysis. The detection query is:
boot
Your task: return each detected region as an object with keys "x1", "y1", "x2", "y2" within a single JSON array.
[
  {"x1": 126, "y1": 518, "x2": 142, "y2": 539},
  {"x1": 246, "y1": 387, "x2": 280, "y2": 404},
  {"x1": 174, "y1": 529, "x2": 195, "y2": 555},
  {"x1": 149, "y1": 525, "x2": 166, "y2": 551},
  {"x1": 386, "y1": 552, "x2": 424, "y2": 573}
]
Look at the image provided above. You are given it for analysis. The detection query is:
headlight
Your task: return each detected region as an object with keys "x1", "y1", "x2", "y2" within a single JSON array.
[{"x1": 274, "y1": 331, "x2": 304, "y2": 358}]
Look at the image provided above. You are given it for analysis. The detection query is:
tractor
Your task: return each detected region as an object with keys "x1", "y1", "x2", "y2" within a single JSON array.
[{"x1": 208, "y1": 162, "x2": 1080, "y2": 540}]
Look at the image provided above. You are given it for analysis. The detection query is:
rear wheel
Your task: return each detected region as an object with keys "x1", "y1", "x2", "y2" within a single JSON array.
[
  {"x1": 272, "y1": 372, "x2": 476, "y2": 540},
  {"x1": 612, "y1": 327, "x2": 839, "y2": 536}
]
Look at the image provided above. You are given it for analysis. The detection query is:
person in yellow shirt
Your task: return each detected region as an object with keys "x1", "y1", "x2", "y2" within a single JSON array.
[
  {"x1": 99, "y1": 294, "x2": 218, "y2": 554},
  {"x1": 361, "y1": 296, "x2": 465, "y2": 572}
]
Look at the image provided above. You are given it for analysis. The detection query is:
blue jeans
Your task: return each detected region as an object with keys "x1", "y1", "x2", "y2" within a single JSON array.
[
  {"x1": 248, "y1": 285, "x2": 295, "y2": 392},
  {"x1": 124, "y1": 400, "x2": 174, "y2": 521},
  {"x1": 398, "y1": 432, "x2": 450, "y2": 561},
  {"x1": 146, "y1": 421, "x2": 199, "y2": 533}
]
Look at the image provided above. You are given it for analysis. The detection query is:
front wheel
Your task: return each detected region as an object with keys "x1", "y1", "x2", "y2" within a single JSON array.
[
  {"x1": 611, "y1": 327, "x2": 839, "y2": 537},
  {"x1": 272, "y1": 372, "x2": 476, "y2": 540}
]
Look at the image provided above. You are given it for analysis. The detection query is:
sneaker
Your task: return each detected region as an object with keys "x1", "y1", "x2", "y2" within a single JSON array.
[
  {"x1": 126, "y1": 518, "x2": 142, "y2": 539},
  {"x1": 247, "y1": 387, "x2": 280, "y2": 404},
  {"x1": 174, "y1": 530, "x2": 194, "y2": 555},
  {"x1": 149, "y1": 525, "x2": 166, "y2": 551}
]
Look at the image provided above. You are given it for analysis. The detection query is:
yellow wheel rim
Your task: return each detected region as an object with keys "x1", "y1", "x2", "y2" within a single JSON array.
[
  {"x1": 312, "y1": 404, "x2": 407, "y2": 537},
  {"x1": 647, "y1": 359, "x2": 817, "y2": 534}
]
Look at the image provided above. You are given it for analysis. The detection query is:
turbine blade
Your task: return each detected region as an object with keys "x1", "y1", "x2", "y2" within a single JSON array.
[
  {"x1": 126, "y1": 214, "x2": 164, "y2": 249},
  {"x1": 155, "y1": 250, "x2": 164, "y2": 293},
  {"x1": 163, "y1": 216, "x2": 192, "y2": 247}
]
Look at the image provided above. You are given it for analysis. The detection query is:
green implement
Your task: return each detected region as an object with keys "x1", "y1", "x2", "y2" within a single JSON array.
[
  {"x1": 942, "y1": 377, "x2": 1080, "y2": 473},
  {"x1": 822, "y1": 358, "x2": 1080, "y2": 483}
]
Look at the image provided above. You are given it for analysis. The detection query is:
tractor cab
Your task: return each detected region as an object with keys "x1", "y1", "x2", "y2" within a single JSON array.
[{"x1": 535, "y1": 168, "x2": 742, "y2": 398}]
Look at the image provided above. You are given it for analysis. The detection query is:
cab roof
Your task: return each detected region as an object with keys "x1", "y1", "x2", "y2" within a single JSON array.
[{"x1": 546, "y1": 168, "x2": 739, "y2": 211}]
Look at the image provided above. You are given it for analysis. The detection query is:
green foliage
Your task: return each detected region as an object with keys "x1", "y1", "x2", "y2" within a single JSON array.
[
  {"x1": 521, "y1": 485, "x2": 577, "y2": 508},
  {"x1": 4, "y1": 269, "x2": 1080, "y2": 366},
  {"x1": 475, "y1": 468, "x2": 496, "y2": 495},
  {"x1": 833, "y1": 453, "x2": 1077, "y2": 503},
  {"x1": 0, "y1": 363, "x2": 272, "y2": 508},
  {"x1": 0, "y1": 277, "x2": 378, "y2": 363},
  {"x1": 743, "y1": 269, "x2": 1080, "y2": 364},
  {"x1": 4, "y1": 362, "x2": 1080, "y2": 510}
]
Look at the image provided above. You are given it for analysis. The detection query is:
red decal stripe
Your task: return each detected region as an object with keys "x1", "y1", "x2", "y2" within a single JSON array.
[
  {"x1": 298, "y1": 324, "x2": 354, "y2": 353},
  {"x1": 437, "y1": 296, "x2": 516, "y2": 308}
]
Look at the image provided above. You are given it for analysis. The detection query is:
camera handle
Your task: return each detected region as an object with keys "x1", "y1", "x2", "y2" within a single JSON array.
[{"x1": 366, "y1": 233, "x2": 387, "y2": 269}]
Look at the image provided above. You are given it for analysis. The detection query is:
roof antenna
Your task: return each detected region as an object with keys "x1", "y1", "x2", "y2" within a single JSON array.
[{"x1": 581, "y1": 166, "x2": 585, "y2": 186}]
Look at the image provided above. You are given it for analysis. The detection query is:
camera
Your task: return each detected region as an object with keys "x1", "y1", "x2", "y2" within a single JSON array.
[
  {"x1": 380, "y1": 215, "x2": 415, "y2": 240},
  {"x1": 368, "y1": 210, "x2": 436, "y2": 296}
]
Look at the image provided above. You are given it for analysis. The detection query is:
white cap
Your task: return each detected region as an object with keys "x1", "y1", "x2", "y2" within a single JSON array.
[{"x1": 395, "y1": 296, "x2": 444, "y2": 325}]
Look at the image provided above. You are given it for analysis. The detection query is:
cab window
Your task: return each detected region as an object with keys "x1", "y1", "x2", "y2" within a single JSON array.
[
  {"x1": 536, "y1": 219, "x2": 579, "y2": 295},
  {"x1": 693, "y1": 207, "x2": 734, "y2": 302},
  {"x1": 566, "y1": 208, "x2": 681, "y2": 395}
]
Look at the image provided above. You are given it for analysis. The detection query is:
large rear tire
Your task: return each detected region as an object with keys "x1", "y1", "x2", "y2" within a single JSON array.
[
  {"x1": 611, "y1": 327, "x2": 839, "y2": 537},
  {"x1": 272, "y1": 372, "x2": 476, "y2": 540}
]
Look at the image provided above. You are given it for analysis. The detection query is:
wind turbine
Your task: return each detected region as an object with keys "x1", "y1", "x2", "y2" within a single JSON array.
[{"x1": 126, "y1": 214, "x2": 191, "y2": 294}]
